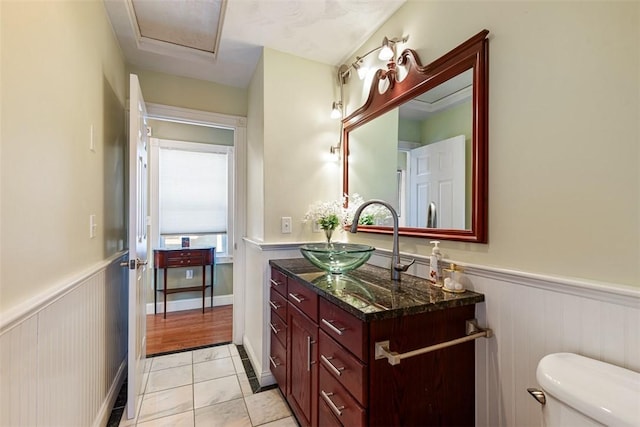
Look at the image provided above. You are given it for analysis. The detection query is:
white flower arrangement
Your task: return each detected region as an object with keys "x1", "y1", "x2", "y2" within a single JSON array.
[
  {"x1": 303, "y1": 196, "x2": 349, "y2": 231},
  {"x1": 303, "y1": 194, "x2": 392, "y2": 232}
]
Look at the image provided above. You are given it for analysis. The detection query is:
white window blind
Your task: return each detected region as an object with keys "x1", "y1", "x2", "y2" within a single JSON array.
[{"x1": 159, "y1": 148, "x2": 228, "y2": 234}]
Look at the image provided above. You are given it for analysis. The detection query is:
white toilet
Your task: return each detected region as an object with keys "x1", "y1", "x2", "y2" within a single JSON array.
[{"x1": 529, "y1": 353, "x2": 640, "y2": 426}]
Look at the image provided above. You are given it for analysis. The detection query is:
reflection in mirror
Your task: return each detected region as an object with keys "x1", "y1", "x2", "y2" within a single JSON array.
[
  {"x1": 343, "y1": 30, "x2": 489, "y2": 243},
  {"x1": 350, "y1": 69, "x2": 473, "y2": 230}
]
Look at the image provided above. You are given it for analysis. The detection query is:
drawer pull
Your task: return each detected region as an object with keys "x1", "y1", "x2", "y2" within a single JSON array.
[
  {"x1": 322, "y1": 318, "x2": 346, "y2": 336},
  {"x1": 270, "y1": 279, "x2": 282, "y2": 287},
  {"x1": 307, "y1": 336, "x2": 316, "y2": 371},
  {"x1": 321, "y1": 390, "x2": 345, "y2": 417},
  {"x1": 269, "y1": 301, "x2": 282, "y2": 310},
  {"x1": 269, "y1": 322, "x2": 281, "y2": 334},
  {"x1": 288, "y1": 293, "x2": 305, "y2": 304},
  {"x1": 320, "y1": 355, "x2": 345, "y2": 377},
  {"x1": 269, "y1": 356, "x2": 281, "y2": 368}
]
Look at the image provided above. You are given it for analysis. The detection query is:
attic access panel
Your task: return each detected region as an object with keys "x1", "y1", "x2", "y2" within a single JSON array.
[{"x1": 132, "y1": 0, "x2": 225, "y2": 55}]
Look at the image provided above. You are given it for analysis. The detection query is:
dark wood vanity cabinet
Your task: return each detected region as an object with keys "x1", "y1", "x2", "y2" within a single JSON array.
[
  {"x1": 268, "y1": 269, "x2": 288, "y2": 395},
  {"x1": 269, "y1": 264, "x2": 478, "y2": 427}
]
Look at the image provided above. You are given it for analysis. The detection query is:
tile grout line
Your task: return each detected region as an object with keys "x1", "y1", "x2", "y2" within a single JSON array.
[{"x1": 109, "y1": 343, "x2": 281, "y2": 426}]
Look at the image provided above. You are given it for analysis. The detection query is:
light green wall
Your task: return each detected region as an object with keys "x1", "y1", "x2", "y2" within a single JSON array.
[
  {"x1": 0, "y1": 0, "x2": 127, "y2": 312},
  {"x1": 129, "y1": 67, "x2": 248, "y2": 117},
  {"x1": 148, "y1": 119, "x2": 234, "y2": 146},
  {"x1": 247, "y1": 52, "x2": 265, "y2": 240},
  {"x1": 260, "y1": 48, "x2": 340, "y2": 242},
  {"x1": 349, "y1": 109, "x2": 399, "y2": 209},
  {"x1": 398, "y1": 117, "x2": 422, "y2": 142},
  {"x1": 341, "y1": 1, "x2": 639, "y2": 287},
  {"x1": 421, "y1": 101, "x2": 472, "y2": 146}
]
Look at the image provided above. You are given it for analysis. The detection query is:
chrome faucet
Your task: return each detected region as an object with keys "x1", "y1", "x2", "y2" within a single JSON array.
[{"x1": 349, "y1": 199, "x2": 415, "y2": 281}]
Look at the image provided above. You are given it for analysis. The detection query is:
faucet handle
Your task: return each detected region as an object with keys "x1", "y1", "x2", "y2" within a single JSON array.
[{"x1": 395, "y1": 258, "x2": 416, "y2": 272}]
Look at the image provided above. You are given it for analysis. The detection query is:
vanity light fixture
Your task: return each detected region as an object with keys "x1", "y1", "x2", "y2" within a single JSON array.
[
  {"x1": 378, "y1": 37, "x2": 394, "y2": 61},
  {"x1": 330, "y1": 101, "x2": 342, "y2": 119},
  {"x1": 329, "y1": 36, "x2": 407, "y2": 157},
  {"x1": 345, "y1": 35, "x2": 409, "y2": 81}
]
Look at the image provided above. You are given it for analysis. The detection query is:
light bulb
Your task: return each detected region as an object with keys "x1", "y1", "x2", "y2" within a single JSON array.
[
  {"x1": 357, "y1": 66, "x2": 368, "y2": 80},
  {"x1": 378, "y1": 45, "x2": 394, "y2": 61},
  {"x1": 330, "y1": 101, "x2": 341, "y2": 119}
]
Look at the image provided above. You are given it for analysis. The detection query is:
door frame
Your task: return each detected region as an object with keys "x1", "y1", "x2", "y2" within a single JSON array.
[{"x1": 145, "y1": 103, "x2": 247, "y2": 345}]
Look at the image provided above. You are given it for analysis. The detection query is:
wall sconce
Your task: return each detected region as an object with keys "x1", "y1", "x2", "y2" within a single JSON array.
[
  {"x1": 330, "y1": 101, "x2": 342, "y2": 119},
  {"x1": 329, "y1": 36, "x2": 408, "y2": 157},
  {"x1": 345, "y1": 35, "x2": 409, "y2": 81}
]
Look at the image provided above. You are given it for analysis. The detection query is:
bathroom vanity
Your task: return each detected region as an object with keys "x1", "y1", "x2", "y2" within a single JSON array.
[{"x1": 269, "y1": 258, "x2": 485, "y2": 427}]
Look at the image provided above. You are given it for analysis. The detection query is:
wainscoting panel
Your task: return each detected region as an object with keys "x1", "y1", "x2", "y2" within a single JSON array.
[
  {"x1": 470, "y1": 269, "x2": 640, "y2": 427},
  {"x1": 0, "y1": 254, "x2": 128, "y2": 427},
  {"x1": 0, "y1": 315, "x2": 39, "y2": 427}
]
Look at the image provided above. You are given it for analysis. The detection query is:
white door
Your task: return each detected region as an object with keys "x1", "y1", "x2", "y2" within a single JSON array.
[
  {"x1": 127, "y1": 74, "x2": 149, "y2": 420},
  {"x1": 408, "y1": 135, "x2": 465, "y2": 229}
]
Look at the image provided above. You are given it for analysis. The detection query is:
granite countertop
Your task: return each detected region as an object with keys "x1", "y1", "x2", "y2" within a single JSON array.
[{"x1": 269, "y1": 258, "x2": 485, "y2": 321}]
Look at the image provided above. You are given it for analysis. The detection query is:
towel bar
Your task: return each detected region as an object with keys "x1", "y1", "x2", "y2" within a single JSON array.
[{"x1": 375, "y1": 319, "x2": 492, "y2": 365}]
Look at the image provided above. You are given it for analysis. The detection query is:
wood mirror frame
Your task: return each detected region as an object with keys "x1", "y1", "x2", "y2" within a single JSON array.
[{"x1": 342, "y1": 30, "x2": 489, "y2": 243}]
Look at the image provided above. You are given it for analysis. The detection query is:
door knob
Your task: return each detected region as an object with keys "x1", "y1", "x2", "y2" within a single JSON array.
[{"x1": 120, "y1": 258, "x2": 148, "y2": 269}]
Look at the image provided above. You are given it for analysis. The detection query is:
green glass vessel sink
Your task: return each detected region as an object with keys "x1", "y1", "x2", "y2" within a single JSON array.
[{"x1": 299, "y1": 243, "x2": 375, "y2": 274}]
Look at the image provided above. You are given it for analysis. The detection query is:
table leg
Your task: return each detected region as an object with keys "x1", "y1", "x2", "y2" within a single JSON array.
[
  {"x1": 202, "y1": 265, "x2": 206, "y2": 314},
  {"x1": 210, "y1": 263, "x2": 214, "y2": 309},
  {"x1": 154, "y1": 268, "x2": 157, "y2": 314},
  {"x1": 163, "y1": 267, "x2": 168, "y2": 319}
]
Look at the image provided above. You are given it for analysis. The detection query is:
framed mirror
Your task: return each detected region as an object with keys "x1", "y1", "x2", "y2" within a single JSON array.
[{"x1": 343, "y1": 30, "x2": 489, "y2": 243}]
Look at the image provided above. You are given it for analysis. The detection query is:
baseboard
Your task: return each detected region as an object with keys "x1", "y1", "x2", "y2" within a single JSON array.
[
  {"x1": 93, "y1": 360, "x2": 126, "y2": 427},
  {"x1": 146, "y1": 294, "x2": 233, "y2": 315}
]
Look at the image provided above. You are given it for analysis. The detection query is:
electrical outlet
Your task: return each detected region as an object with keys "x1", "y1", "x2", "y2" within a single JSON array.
[
  {"x1": 281, "y1": 217, "x2": 292, "y2": 234},
  {"x1": 186, "y1": 269, "x2": 193, "y2": 279}
]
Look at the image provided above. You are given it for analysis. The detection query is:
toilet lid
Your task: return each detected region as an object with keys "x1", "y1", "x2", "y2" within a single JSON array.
[{"x1": 537, "y1": 353, "x2": 640, "y2": 427}]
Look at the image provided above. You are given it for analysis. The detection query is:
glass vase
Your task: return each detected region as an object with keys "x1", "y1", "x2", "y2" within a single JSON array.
[{"x1": 323, "y1": 227, "x2": 334, "y2": 244}]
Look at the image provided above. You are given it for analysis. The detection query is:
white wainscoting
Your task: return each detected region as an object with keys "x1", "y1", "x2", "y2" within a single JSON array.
[
  {"x1": 467, "y1": 265, "x2": 640, "y2": 427},
  {"x1": 0, "y1": 253, "x2": 129, "y2": 427},
  {"x1": 243, "y1": 241, "x2": 640, "y2": 426}
]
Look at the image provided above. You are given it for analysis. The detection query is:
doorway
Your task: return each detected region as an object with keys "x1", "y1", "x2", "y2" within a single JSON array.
[{"x1": 144, "y1": 104, "x2": 247, "y2": 355}]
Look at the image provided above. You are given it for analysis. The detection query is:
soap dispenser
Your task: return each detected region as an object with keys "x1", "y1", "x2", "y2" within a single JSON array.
[{"x1": 429, "y1": 241, "x2": 443, "y2": 287}]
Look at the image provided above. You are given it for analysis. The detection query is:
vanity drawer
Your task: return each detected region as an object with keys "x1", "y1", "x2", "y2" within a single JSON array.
[
  {"x1": 270, "y1": 309, "x2": 287, "y2": 348},
  {"x1": 166, "y1": 253, "x2": 204, "y2": 267},
  {"x1": 269, "y1": 331, "x2": 287, "y2": 393},
  {"x1": 318, "y1": 392, "x2": 342, "y2": 427},
  {"x1": 287, "y1": 277, "x2": 318, "y2": 322},
  {"x1": 319, "y1": 330, "x2": 367, "y2": 406},
  {"x1": 319, "y1": 365, "x2": 366, "y2": 427},
  {"x1": 319, "y1": 298, "x2": 367, "y2": 361},
  {"x1": 269, "y1": 287, "x2": 288, "y2": 320},
  {"x1": 270, "y1": 268, "x2": 288, "y2": 297}
]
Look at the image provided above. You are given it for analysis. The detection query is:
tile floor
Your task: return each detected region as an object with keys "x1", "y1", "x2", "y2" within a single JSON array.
[{"x1": 111, "y1": 343, "x2": 298, "y2": 427}]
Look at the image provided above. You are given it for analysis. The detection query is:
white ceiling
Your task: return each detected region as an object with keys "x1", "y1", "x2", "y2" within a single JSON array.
[{"x1": 104, "y1": 0, "x2": 406, "y2": 88}]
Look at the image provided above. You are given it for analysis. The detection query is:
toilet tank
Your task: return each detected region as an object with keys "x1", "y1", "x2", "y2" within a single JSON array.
[{"x1": 535, "y1": 353, "x2": 640, "y2": 427}]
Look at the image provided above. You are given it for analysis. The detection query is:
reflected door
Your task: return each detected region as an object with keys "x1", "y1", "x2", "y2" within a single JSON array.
[{"x1": 408, "y1": 135, "x2": 465, "y2": 229}]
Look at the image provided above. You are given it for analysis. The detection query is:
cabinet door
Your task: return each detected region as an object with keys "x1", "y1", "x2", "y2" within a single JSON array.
[{"x1": 288, "y1": 303, "x2": 318, "y2": 427}]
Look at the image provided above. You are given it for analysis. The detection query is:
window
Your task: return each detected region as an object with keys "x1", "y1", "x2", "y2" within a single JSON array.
[{"x1": 157, "y1": 141, "x2": 234, "y2": 258}]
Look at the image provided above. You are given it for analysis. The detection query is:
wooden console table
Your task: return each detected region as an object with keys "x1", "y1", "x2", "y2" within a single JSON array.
[{"x1": 153, "y1": 247, "x2": 215, "y2": 318}]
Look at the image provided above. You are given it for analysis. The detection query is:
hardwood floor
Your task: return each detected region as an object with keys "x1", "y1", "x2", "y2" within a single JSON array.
[{"x1": 146, "y1": 305, "x2": 232, "y2": 356}]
